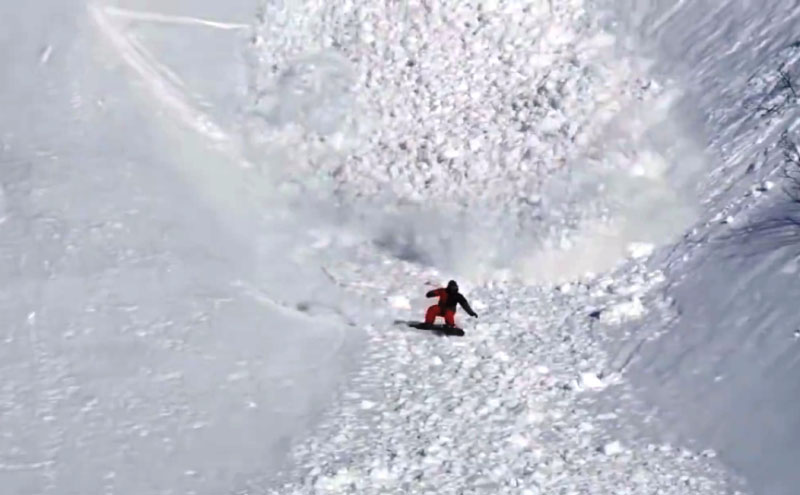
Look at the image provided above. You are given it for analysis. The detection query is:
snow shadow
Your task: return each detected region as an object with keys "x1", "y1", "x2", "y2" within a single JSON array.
[
  {"x1": 624, "y1": 198, "x2": 800, "y2": 495},
  {"x1": 715, "y1": 200, "x2": 800, "y2": 261}
]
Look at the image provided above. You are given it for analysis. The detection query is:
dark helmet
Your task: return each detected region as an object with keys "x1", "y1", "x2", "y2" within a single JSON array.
[{"x1": 446, "y1": 280, "x2": 458, "y2": 292}]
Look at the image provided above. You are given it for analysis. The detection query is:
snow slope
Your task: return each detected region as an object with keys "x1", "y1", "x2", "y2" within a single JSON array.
[
  {"x1": 246, "y1": 0, "x2": 782, "y2": 494},
  {"x1": 0, "y1": 1, "x2": 366, "y2": 494},
  {"x1": 602, "y1": 2, "x2": 800, "y2": 495},
  {"x1": 3, "y1": 0, "x2": 799, "y2": 494}
]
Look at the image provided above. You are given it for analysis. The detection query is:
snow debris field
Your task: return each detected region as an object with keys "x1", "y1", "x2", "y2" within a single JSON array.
[
  {"x1": 262, "y1": 251, "x2": 736, "y2": 495},
  {"x1": 3, "y1": 0, "x2": 799, "y2": 494},
  {"x1": 246, "y1": 0, "x2": 767, "y2": 494},
  {"x1": 248, "y1": 0, "x2": 701, "y2": 281}
]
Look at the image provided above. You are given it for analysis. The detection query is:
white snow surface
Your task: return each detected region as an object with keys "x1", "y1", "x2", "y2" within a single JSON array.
[
  {"x1": 265, "y1": 256, "x2": 737, "y2": 495},
  {"x1": 2, "y1": 0, "x2": 797, "y2": 494},
  {"x1": 247, "y1": 0, "x2": 705, "y2": 282},
  {"x1": 1, "y1": 1, "x2": 368, "y2": 494},
  {"x1": 603, "y1": 2, "x2": 800, "y2": 495}
]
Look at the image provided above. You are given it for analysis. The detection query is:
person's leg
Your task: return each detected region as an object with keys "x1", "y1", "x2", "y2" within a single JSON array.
[
  {"x1": 444, "y1": 310, "x2": 456, "y2": 327},
  {"x1": 425, "y1": 305, "x2": 441, "y2": 324}
]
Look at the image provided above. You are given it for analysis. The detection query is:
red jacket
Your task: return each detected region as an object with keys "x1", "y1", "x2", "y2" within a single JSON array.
[{"x1": 426, "y1": 288, "x2": 477, "y2": 316}]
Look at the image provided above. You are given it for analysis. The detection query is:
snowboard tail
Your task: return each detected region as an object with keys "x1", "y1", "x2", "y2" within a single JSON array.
[{"x1": 394, "y1": 320, "x2": 465, "y2": 336}]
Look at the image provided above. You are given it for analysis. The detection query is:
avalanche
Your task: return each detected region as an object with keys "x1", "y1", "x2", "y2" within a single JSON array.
[
  {"x1": 4, "y1": 0, "x2": 795, "y2": 493},
  {"x1": 246, "y1": 0, "x2": 744, "y2": 494}
]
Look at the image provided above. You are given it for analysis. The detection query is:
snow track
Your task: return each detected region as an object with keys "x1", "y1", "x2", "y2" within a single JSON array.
[{"x1": 89, "y1": 4, "x2": 243, "y2": 152}]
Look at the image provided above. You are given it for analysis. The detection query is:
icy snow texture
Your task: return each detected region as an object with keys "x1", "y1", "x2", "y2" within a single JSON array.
[
  {"x1": 605, "y1": 2, "x2": 800, "y2": 495},
  {"x1": 248, "y1": 1, "x2": 743, "y2": 492},
  {"x1": 248, "y1": 0, "x2": 705, "y2": 282},
  {"x1": 263, "y1": 251, "x2": 737, "y2": 495}
]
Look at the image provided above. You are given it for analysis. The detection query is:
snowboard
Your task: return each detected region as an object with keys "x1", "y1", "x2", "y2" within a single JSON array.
[{"x1": 394, "y1": 320, "x2": 465, "y2": 337}]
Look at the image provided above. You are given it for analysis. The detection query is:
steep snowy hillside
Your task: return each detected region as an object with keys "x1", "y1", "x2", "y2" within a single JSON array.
[
  {"x1": 247, "y1": 1, "x2": 751, "y2": 494},
  {"x1": 603, "y1": 2, "x2": 800, "y2": 495},
  {"x1": 3, "y1": 0, "x2": 797, "y2": 494},
  {"x1": 0, "y1": 1, "x2": 366, "y2": 494}
]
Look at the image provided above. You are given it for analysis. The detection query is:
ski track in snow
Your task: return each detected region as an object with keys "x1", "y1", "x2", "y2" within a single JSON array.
[{"x1": 103, "y1": 6, "x2": 251, "y2": 31}]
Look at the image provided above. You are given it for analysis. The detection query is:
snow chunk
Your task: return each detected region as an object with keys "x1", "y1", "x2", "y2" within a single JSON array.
[
  {"x1": 579, "y1": 372, "x2": 606, "y2": 390},
  {"x1": 468, "y1": 136, "x2": 484, "y2": 152},
  {"x1": 525, "y1": 410, "x2": 545, "y2": 424},
  {"x1": 494, "y1": 351, "x2": 510, "y2": 362},
  {"x1": 600, "y1": 297, "x2": 645, "y2": 324},
  {"x1": 370, "y1": 466, "x2": 394, "y2": 482},
  {"x1": 701, "y1": 449, "x2": 717, "y2": 459},
  {"x1": 387, "y1": 295, "x2": 411, "y2": 310},
  {"x1": 626, "y1": 242, "x2": 654, "y2": 260},
  {"x1": 601, "y1": 440, "x2": 624, "y2": 456},
  {"x1": 316, "y1": 468, "x2": 357, "y2": 490},
  {"x1": 486, "y1": 397, "x2": 502, "y2": 410},
  {"x1": 507, "y1": 433, "x2": 530, "y2": 448}
]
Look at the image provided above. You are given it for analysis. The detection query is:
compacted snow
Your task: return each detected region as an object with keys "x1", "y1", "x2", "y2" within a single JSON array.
[{"x1": 3, "y1": 0, "x2": 799, "y2": 494}]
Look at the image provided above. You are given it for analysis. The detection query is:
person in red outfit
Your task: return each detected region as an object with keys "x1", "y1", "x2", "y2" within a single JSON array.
[{"x1": 424, "y1": 280, "x2": 478, "y2": 328}]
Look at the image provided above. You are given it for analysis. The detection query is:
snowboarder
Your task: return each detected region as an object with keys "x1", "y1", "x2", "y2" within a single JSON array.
[{"x1": 424, "y1": 280, "x2": 478, "y2": 328}]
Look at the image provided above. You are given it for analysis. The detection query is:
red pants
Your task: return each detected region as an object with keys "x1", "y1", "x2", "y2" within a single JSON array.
[{"x1": 425, "y1": 305, "x2": 455, "y2": 326}]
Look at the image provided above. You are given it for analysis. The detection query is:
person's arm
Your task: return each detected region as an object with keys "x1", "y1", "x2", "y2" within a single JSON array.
[
  {"x1": 458, "y1": 295, "x2": 478, "y2": 317},
  {"x1": 426, "y1": 288, "x2": 443, "y2": 298}
]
